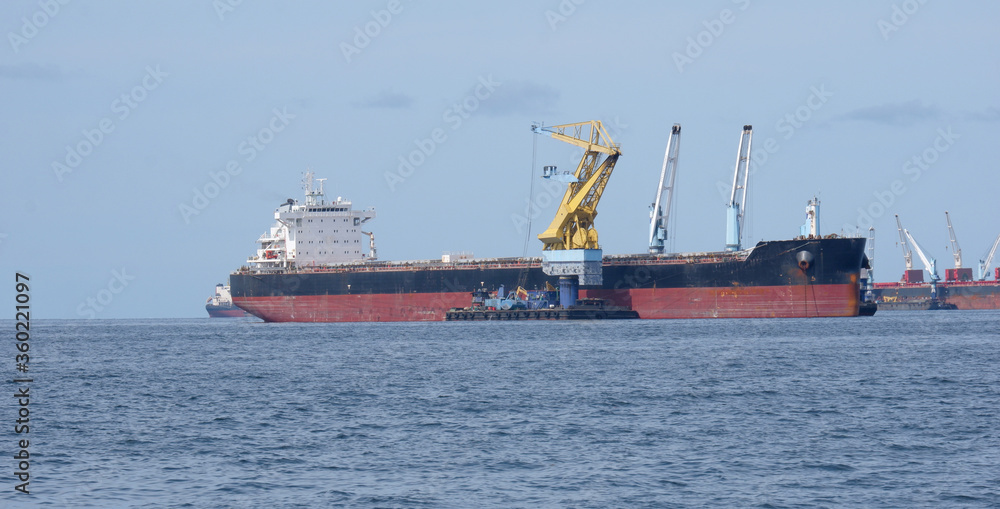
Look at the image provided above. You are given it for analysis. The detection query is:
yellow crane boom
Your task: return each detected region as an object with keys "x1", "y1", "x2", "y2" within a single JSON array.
[{"x1": 533, "y1": 120, "x2": 621, "y2": 251}]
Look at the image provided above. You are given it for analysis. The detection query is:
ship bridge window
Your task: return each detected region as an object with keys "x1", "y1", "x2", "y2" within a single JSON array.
[{"x1": 307, "y1": 207, "x2": 349, "y2": 212}]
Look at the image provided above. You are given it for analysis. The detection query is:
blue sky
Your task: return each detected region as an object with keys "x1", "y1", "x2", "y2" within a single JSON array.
[{"x1": 2, "y1": 1, "x2": 998, "y2": 318}]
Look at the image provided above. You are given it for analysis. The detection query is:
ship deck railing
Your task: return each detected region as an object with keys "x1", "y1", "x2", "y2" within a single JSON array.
[
  {"x1": 234, "y1": 250, "x2": 753, "y2": 276},
  {"x1": 873, "y1": 280, "x2": 999, "y2": 287},
  {"x1": 287, "y1": 259, "x2": 544, "y2": 274},
  {"x1": 604, "y1": 252, "x2": 748, "y2": 265},
  {"x1": 234, "y1": 258, "x2": 540, "y2": 275}
]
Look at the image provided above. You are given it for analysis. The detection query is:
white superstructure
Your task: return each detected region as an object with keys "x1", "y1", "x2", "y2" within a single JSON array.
[
  {"x1": 209, "y1": 283, "x2": 234, "y2": 307},
  {"x1": 248, "y1": 172, "x2": 376, "y2": 269},
  {"x1": 800, "y1": 196, "x2": 820, "y2": 238}
]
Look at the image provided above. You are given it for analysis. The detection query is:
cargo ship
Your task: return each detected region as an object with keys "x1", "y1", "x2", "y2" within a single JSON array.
[
  {"x1": 872, "y1": 276, "x2": 1000, "y2": 310},
  {"x1": 230, "y1": 122, "x2": 870, "y2": 322},
  {"x1": 205, "y1": 284, "x2": 251, "y2": 318},
  {"x1": 869, "y1": 214, "x2": 1000, "y2": 310}
]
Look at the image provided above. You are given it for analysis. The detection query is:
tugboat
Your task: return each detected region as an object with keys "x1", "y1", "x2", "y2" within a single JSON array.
[{"x1": 445, "y1": 284, "x2": 639, "y2": 321}]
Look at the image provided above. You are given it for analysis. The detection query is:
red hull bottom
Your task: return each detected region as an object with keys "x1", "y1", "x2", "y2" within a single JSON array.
[
  {"x1": 233, "y1": 284, "x2": 860, "y2": 322},
  {"x1": 873, "y1": 282, "x2": 1000, "y2": 310},
  {"x1": 942, "y1": 295, "x2": 1000, "y2": 310}
]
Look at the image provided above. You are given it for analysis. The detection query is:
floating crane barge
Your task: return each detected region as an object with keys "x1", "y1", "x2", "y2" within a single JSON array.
[{"x1": 445, "y1": 286, "x2": 639, "y2": 321}]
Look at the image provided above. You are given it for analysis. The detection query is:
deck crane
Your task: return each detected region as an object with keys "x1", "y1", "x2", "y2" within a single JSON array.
[
  {"x1": 649, "y1": 124, "x2": 681, "y2": 254},
  {"x1": 532, "y1": 120, "x2": 621, "y2": 305},
  {"x1": 944, "y1": 211, "x2": 975, "y2": 281},
  {"x1": 945, "y1": 211, "x2": 962, "y2": 269},
  {"x1": 904, "y1": 228, "x2": 939, "y2": 283},
  {"x1": 904, "y1": 227, "x2": 940, "y2": 299},
  {"x1": 895, "y1": 214, "x2": 916, "y2": 281},
  {"x1": 726, "y1": 125, "x2": 753, "y2": 251},
  {"x1": 979, "y1": 232, "x2": 1000, "y2": 280}
]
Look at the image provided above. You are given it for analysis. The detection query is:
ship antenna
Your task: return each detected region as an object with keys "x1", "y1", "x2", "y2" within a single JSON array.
[
  {"x1": 315, "y1": 178, "x2": 327, "y2": 204},
  {"x1": 302, "y1": 169, "x2": 314, "y2": 195},
  {"x1": 302, "y1": 169, "x2": 326, "y2": 206}
]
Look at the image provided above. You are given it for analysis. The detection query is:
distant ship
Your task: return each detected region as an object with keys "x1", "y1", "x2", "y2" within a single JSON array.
[
  {"x1": 868, "y1": 214, "x2": 1000, "y2": 310},
  {"x1": 205, "y1": 284, "x2": 251, "y2": 318},
  {"x1": 873, "y1": 277, "x2": 997, "y2": 311},
  {"x1": 229, "y1": 122, "x2": 870, "y2": 322}
]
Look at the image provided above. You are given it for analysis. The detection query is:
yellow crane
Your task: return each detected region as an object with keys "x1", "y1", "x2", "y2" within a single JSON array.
[{"x1": 533, "y1": 120, "x2": 621, "y2": 251}]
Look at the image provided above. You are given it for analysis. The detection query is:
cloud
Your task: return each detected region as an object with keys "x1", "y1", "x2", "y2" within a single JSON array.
[
  {"x1": 836, "y1": 100, "x2": 942, "y2": 126},
  {"x1": 477, "y1": 81, "x2": 559, "y2": 116},
  {"x1": 964, "y1": 106, "x2": 1000, "y2": 122},
  {"x1": 354, "y1": 90, "x2": 414, "y2": 109},
  {"x1": 0, "y1": 63, "x2": 66, "y2": 81}
]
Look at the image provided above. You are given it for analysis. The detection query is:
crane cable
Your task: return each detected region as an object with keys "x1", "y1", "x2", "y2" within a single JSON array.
[
  {"x1": 668, "y1": 184, "x2": 678, "y2": 253},
  {"x1": 522, "y1": 131, "x2": 538, "y2": 258},
  {"x1": 514, "y1": 131, "x2": 539, "y2": 292}
]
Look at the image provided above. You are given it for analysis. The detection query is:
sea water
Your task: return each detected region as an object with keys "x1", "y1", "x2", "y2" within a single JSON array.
[{"x1": 3, "y1": 311, "x2": 999, "y2": 507}]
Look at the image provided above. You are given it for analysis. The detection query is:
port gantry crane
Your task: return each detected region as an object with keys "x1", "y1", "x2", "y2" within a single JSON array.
[
  {"x1": 726, "y1": 125, "x2": 753, "y2": 251},
  {"x1": 532, "y1": 120, "x2": 621, "y2": 303},
  {"x1": 649, "y1": 124, "x2": 681, "y2": 254},
  {"x1": 980, "y1": 233, "x2": 1000, "y2": 281}
]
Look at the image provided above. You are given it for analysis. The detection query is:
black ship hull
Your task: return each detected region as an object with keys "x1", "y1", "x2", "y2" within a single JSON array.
[{"x1": 230, "y1": 237, "x2": 867, "y2": 322}]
